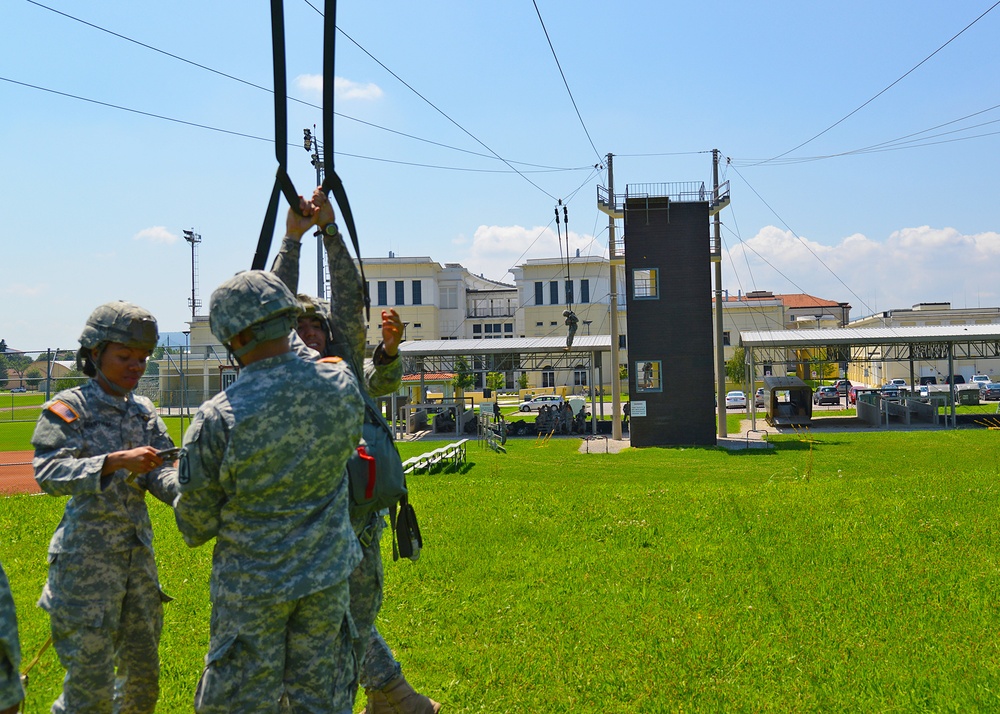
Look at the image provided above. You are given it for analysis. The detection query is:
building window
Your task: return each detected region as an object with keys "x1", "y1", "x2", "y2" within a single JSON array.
[
  {"x1": 633, "y1": 268, "x2": 658, "y2": 299},
  {"x1": 412, "y1": 280, "x2": 422, "y2": 305},
  {"x1": 534, "y1": 282, "x2": 544, "y2": 306},
  {"x1": 722, "y1": 331, "x2": 731, "y2": 346},
  {"x1": 536, "y1": 321, "x2": 543, "y2": 327},
  {"x1": 395, "y1": 281, "x2": 405, "y2": 305},
  {"x1": 635, "y1": 360, "x2": 662, "y2": 392},
  {"x1": 473, "y1": 324, "x2": 482, "y2": 334},
  {"x1": 542, "y1": 366, "x2": 555, "y2": 388},
  {"x1": 565, "y1": 279, "x2": 573, "y2": 305},
  {"x1": 580, "y1": 279, "x2": 590, "y2": 304},
  {"x1": 377, "y1": 281, "x2": 387, "y2": 306},
  {"x1": 619, "y1": 334, "x2": 627, "y2": 349},
  {"x1": 550, "y1": 321, "x2": 558, "y2": 326},
  {"x1": 441, "y1": 286, "x2": 458, "y2": 309},
  {"x1": 550, "y1": 281, "x2": 559, "y2": 305},
  {"x1": 574, "y1": 365, "x2": 587, "y2": 386},
  {"x1": 504, "y1": 323, "x2": 513, "y2": 333},
  {"x1": 413, "y1": 323, "x2": 422, "y2": 328}
]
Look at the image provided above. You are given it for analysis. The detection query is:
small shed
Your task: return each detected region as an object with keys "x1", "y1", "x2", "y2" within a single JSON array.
[{"x1": 762, "y1": 376, "x2": 813, "y2": 427}]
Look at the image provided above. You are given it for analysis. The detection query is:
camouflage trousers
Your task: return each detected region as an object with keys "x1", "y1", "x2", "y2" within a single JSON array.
[
  {"x1": 196, "y1": 581, "x2": 356, "y2": 714},
  {"x1": 39, "y1": 546, "x2": 164, "y2": 714},
  {"x1": 350, "y1": 515, "x2": 402, "y2": 692}
]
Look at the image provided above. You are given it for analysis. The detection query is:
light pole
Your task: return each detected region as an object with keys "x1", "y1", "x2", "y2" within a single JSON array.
[
  {"x1": 303, "y1": 127, "x2": 326, "y2": 300},
  {"x1": 583, "y1": 320, "x2": 592, "y2": 336},
  {"x1": 181, "y1": 330, "x2": 190, "y2": 432},
  {"x1": 182, "y1": 229, "x2": 202, "y2": 326}
]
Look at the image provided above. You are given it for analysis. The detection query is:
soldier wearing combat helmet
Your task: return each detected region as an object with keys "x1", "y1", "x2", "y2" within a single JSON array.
[
  {"x1": 32, "y1": 301, "x2": 179, "y2": 714},
  {"x1": 271, "y1": 187, "x2": 440, "y2": 713},
  {"x1": 174, "y1": 268, "x2": 365, "y2": 713}
]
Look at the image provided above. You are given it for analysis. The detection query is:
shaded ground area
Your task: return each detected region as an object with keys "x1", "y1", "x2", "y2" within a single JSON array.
[{"x1": 0, "y1": 451, "x2": 39, "y2": 495}]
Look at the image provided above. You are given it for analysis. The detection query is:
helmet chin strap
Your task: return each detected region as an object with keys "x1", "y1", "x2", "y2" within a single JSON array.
[
  {"x1": 95, "y1": 365, "x2": 131, "y2": 396},
  {"x1": 92, "y1": 345, "x2": 131, "y2": 397}
]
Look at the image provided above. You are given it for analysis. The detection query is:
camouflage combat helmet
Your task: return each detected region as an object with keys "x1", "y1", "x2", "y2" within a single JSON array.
[
  {"x1": 209, "y1": 270, "x2": 299, "y2": 357},
  {"x1": 79, "y1": 301, "x2": 159, "y2": 351}
]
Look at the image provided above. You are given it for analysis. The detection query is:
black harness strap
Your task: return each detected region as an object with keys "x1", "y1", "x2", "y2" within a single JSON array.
[{"x1": 253, "y1": 0, "x2": 370, "y2": 323}]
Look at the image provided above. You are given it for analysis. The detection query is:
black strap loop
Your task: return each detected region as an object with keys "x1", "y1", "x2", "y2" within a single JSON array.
[{"x1": 254, "y1": 0, "x2": 370, "y2": 324}]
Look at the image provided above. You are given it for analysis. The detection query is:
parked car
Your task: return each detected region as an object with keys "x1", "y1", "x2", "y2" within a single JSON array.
[
  {"x1": 919, "y1": 376, "x2": 937, "y2": 386},
  {"x1": 880, "y1": 384, "x2": 903, "y2": 399},
  {"x1": 889, "y1": 378, "x2": 907, "y2": 388},
  {"x1": 971, "y1": 374, "x2": 991, "y2": 389},
  {"x1": 981, "y1": 383, "x2": 1000, "y2": 401},
  {"x1": 813, "y1": 386, "x2": 840, "y2": 406},
  {"x1": 944, "y1": 375, "x2": 966, "y2": 384},
  {"x1": 834, "y1": 379, "x2": 852, "y2": 395},
  {"x1": 754, "y1": 388, "x2": 766, "y2": 408},
  {"x1": 848, "y1": 385, "x2": 860, "y2": 405},
  {"x1": 10, "y1": 386, "x2": 26, "y2": 393},
  {"x1": 518, "y1": 394, "x2": 564, "y2": 412},
  {"x1": 725, "y1": 390, "x2": 747, "y2": 409}
]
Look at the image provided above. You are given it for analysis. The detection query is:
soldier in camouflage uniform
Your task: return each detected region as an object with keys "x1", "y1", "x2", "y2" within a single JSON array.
[
  {"x1": 272, "y1": 188, "x2": 440, "y2": 714},
  {"x1": 0, "y1": 561, "x2": 25, "y2": 714},
  {"x1": 174, "y1": 266, "x2": 364, "y2": 714},
  {"x1": 32, "y1": 302, "x2": 178, "y2": 714}
]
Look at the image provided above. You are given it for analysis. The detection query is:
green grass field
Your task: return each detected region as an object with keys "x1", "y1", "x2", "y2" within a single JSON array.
[{"x1": 4, "y1": 430, "x2": 1000, "y2": 712}]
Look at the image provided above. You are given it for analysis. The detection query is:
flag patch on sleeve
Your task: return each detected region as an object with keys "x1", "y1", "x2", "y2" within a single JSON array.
[{"x1": 48, "y1": 400, "x2": 79, "y2": 424}]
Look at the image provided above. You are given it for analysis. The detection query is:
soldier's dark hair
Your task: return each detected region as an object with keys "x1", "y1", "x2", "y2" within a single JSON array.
[{"x1": 76, "y1": 346, "x2": 98, "y2": 377}]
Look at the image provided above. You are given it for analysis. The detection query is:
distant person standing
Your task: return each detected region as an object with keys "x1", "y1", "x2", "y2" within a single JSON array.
[
  {"x1": 32, "y1": 302, "x2": 178, "y2": 714},
  {"x1": 0, "y1": 561, "x2": 24, "y2": 714},
  {"x1": 174, "y1": 266, "x2": 364, "y2": 713}
]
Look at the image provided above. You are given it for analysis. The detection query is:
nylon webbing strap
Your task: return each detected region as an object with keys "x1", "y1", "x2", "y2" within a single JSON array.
[
  {"x1": 253, "y1": 0, "x2": 306, "y2": 270},
  {"x1": 253, "y1": 0, "x2": 370, "y2": 324},
  {"x1": 319, "y1": 0, "x2": 370, "y2": 320}
]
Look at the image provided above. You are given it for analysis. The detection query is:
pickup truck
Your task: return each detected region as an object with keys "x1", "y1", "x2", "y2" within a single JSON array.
[{"x1": 971, "y1": 374, "x2": 990, "y2": 388}]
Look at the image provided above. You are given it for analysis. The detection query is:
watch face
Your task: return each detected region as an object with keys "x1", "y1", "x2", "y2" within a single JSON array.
[{"x1": 324, "y1": 223, "x2": 338, "y2": 236}]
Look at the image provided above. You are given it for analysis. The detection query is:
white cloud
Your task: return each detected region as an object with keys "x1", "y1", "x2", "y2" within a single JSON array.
[
  {"x1": 294, "y1": 74, "x2": 383, "y2": 101},
  {"x1": 724, "y1": 225, "x2": 1000, "y2": 317},
  {"x1": 1, "y1": 282, "x2": 47, "y2": 297},
  {"x1": 133, "y1": 226, "x2": 178, "y2": 245},
  {"x1": 460, "y1": 224, "x2": 605, "y2": 281}
]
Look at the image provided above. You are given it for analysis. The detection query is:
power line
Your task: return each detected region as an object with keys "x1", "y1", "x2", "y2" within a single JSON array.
[
  {"x1": 301, "y1": 0, "x2": 558, "y2": 201},
  {"x1": 0, "y1": 75, "x2": 598, "y2": 177},
  {"x1": 756, "y1": 0, "x2": 1000, "y2": 165},
  {"x1": 531, "y1": 0, "x2": 603, "y2": 165},
  {"x1": 22, "y1": 0, "x2": 581, "y2": 172}
]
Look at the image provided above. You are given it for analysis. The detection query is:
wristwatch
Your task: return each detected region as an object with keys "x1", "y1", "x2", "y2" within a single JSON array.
[{"x1": 322, "y1": 222, "x2": 339, "y2": 237}]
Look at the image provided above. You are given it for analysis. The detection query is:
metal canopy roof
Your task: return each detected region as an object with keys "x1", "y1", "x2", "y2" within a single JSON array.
[
  {"x1": 398, "y1": 335, "x2": 611, "y2": 357},
  {"x1": 742, "y1": 324, "x2": 1000, "y2": 365},
  {"x1": 397, "y1": 335, "x2": 612, "y2": 374},
  {"x1": 741, "y1": 324, "x2": 1000, "y2": 347}
]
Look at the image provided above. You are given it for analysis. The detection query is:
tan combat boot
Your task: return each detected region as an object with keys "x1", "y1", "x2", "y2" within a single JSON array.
[{"x1": 363, "y1": 675, "x2": 441, "y2": 714}]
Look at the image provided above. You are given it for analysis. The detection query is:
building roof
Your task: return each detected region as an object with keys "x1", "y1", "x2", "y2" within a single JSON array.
[
  {"x1": 401, "y1": 372, "x2": 455, "y2": 383},
  {"x1": 717, "y1": 292, "x2": 845, "y2": 308}
]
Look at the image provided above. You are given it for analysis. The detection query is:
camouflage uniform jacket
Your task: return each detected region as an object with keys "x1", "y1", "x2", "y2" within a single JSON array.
[
  {"x1": 272, "y1": 235, "x2": 402, "y2": 395},
  {"x1": 174, "y1": 350, "x2": 364, "y2": 606},
  {"x1": 32, "y1": 380, "x2": 178, "y2": 554},
  {"x1": 0, "y1": 562, "x2": 24, "y2": 711}
]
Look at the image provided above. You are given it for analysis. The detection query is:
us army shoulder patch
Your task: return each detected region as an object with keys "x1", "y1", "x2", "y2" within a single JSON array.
[
  {"x1": 318, "y1": 356, "x2": 343, "y2": 364},
  {"x1": 48, "y1": 400, "x2": 80, "y2": 424}
]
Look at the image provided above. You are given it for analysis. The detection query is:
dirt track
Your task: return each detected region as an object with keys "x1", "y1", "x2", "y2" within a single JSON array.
[{"x1": 0, "y1": 451, "x2": 39, "y2": 495}]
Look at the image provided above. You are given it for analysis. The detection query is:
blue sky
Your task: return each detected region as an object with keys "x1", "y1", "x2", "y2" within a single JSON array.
[{"x1": 2, "y1": 0, "x2": 998, "y2": 351}]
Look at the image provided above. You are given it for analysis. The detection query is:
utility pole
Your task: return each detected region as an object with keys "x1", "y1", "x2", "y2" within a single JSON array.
[
  {"x1": 712, "y1": 150, "x2": 727, "y2": 437},
  {"x1": 303, "y1": 126, "x2": 326, "y2": 299},
  {"x1": 183, "y1": 229, "x2": 202, "y2": 325},
  {"x1": 607, "y1": 154, "x2": 623, "y2": 441}
]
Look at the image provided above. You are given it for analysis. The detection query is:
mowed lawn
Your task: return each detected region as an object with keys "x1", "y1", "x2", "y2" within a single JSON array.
[{"x1": 2, "y1": 430, "x2": 1000, "y2": 712}]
